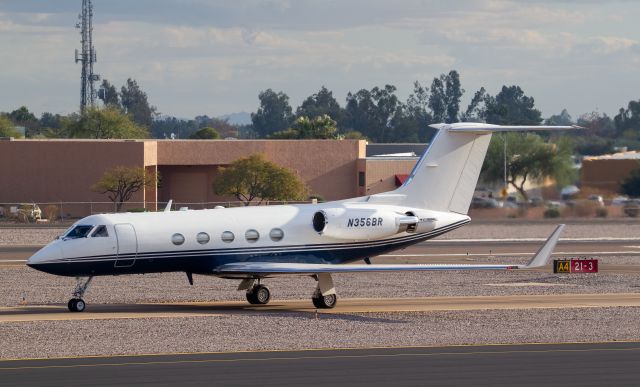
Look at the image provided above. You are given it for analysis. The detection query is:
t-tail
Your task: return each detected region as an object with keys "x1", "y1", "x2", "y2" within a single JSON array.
[{"x1": 392, "y1": 123, "x2": 578, "y2": 214}]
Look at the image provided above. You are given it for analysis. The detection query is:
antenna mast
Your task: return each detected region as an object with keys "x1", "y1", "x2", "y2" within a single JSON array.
[{"x1": 75, "y1": 0, "x2": 99, "y2": 113}]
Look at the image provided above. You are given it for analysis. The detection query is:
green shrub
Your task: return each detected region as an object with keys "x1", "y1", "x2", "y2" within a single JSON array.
[{"x1": 544, "y1": 207, "x2": 561, "y2": 218}]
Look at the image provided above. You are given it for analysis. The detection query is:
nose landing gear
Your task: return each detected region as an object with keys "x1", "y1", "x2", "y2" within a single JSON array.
[{"x1": 68, "y1": 276, "x2": 93, "y2": 312}]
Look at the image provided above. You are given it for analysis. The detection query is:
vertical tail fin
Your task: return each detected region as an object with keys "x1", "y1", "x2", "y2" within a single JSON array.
[{"x1": 393, "y1": 123, "x2": 577, "y2": 214}]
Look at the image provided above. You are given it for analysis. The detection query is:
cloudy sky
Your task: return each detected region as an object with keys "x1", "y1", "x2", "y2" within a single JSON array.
[{"x1": 0, "y1": 0, "x2": 639, "y2": 120}]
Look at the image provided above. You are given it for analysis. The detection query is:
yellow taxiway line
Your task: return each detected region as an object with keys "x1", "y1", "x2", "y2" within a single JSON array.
[{"x1": 1, "y1": 293, "x2": 639, "y2": 323}]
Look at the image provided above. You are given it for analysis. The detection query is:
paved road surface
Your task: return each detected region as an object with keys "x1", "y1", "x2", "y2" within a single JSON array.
[
  {"x1": 1, "y1": 342, "x2": 638, "y2": 386},
  {"x1": 2, "y1": 293, "x2": 639, "y2": 322}
]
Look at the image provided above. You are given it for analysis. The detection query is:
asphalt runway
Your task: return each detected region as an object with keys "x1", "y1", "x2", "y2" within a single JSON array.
[
  {"x1": 2, "y1": 293, "x2": 639, "y2": 322},
  {"x1": 1, "y1": 342, "x2": 639, "y2": 386}
]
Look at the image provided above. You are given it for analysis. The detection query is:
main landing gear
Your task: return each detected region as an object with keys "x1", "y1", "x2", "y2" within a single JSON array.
[
  {"x1": 311, "y1": 273, "x2": 337, "y2": 309},
  {"x1": 237, "y1": 273, "x2": 338, "y2": 309},
  {"x1": 68, "y1": 276, "x2": 93, "y2": 312},
  {"x1": 239, "y1": 279, "x2": 272, "y2": 305},
  {"x1": 246, "y1": 284, "x2": 271, "y2": 305},
  {"x1": 312, "y1": 292, "x2": 337, "y2": 309}
]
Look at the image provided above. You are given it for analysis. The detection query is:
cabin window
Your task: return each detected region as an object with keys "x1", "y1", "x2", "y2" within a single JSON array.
[
  {"x1": 221, "y1": 231, "x2": 235, "y2": 243},
  {"x1": 172, "y1": 233, "x2": 185, "y2": 245},
  {"x1": 64, "y1": 225, "x2": 93, "y2": 239},
  {"x1": 269, "y1": 228, "x2": 284, "y2": 242},
  {"x1": 196, "y1": 232, "x2": 210, "y2": 245},
  {"x1": 245, "y1": 229, "x2": 259, "y2": 243},
  {"x1": 91, "y1": 225, "x2": 109, "y2": 238}
]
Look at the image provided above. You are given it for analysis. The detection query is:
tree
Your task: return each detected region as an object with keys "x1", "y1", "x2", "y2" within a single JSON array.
[
  {"x1": 621, "y1": 169, "x2": 640, "y2": 197},
  {"x1": 614, "y1": 100, "x2": 640, "y2": 139},
  {"x1": 428, "y1": 70, "x2": 464, "y2": 123},
  {"x1": 545, "y1": 109, "x2": 573, "y2": 126},
  {"x1": 120, "y1": 78, "x2": 156, "y2": 128},
  {"x1": 345, "y1": 85, "x2": 400, "y2": 142},
  {"x1": 461, "y1": 87, "x2": 487, "y2": 122},
  {"x1": 66, "y1": 106, "x2": 149, "y2": 139},
  {"x1": 0, "y1": 115, "x2": 21, "y2": 137},
  {"x1": 404, "y1": 81, "x2": 435, "y2": 141},
  {"x1": 99, "y1": 79, "x2": 121, "y2": 108},
  {"x1": 296, "y1": 86, "x2": 344, "y2": 123},
  {"x1": 8, "y1": 106, "x2": 39, "y2": 137},
  {"x1": 251, "y1": 89, "x2": 294, "y2": 138},
  {"x1": 92, "y1": 166, "x2": 157, "y2": 212},
  {"x1": 342, "y1": 130, "x2": 367, "y2": 140},
  {"x1": 190, "y1": 127, "x2": 220, "y2": 139},
  {"x1": 481, "y1": 133, "x2": 575, "y2": 200},
  {"x1": 214, "y1": 153, "x2": 308, "y2": 205},
  {"x1": 577, "y1": 112, "x2": 616, "y2": 138},
  {"x1": 39, "y1": 112, "x2": 71, "y2": 138},
  {"x1": 193, "y1": 116, "x2": 238, "y2": 138},
  {"x1": 483, "y1": 85, "x2": 542, "y2": 125},
  {"x1": 269, "y1": 115, "x2": 339, "y2": 139}
]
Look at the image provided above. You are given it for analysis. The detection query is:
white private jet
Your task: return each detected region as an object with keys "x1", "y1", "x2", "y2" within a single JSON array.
[{"x1": 28, "y1": 123, "x2": 573, "y2": 312}]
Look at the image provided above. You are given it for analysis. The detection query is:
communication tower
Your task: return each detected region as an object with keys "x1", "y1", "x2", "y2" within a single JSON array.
[{"x1": 75, "y1": 0, "x2": 100, "y2": 112}]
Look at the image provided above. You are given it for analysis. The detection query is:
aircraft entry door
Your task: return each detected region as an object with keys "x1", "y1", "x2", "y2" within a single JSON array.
[{"x1": 114, "y1": 224, "x2": 137, "y2": 268}]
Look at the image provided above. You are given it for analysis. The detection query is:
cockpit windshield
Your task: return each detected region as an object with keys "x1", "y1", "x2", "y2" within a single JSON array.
[{"x1": 64, "y1": 225, "x2": 94, "y2": 239}]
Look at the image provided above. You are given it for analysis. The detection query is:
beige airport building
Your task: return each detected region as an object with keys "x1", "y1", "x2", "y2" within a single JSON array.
[{"x1": 0, "y1": 138, "x2": 419, "y2": 218}]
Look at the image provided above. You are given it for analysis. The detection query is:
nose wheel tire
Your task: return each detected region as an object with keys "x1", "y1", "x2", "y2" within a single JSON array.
[
  {"x1": 312, "y1": 293, "x2": 337, "y2": 309},
  {"x1": 246, "y1": 285, "x2": 271, "y2": 305},
  {"x1": 68, "y1": 298, "x2": 86, "y2": 312}
]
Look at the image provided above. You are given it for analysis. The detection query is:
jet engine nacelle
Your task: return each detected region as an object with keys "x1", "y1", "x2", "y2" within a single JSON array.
[{"x1": 312, "y1": 208, "x2": 419, "y2": 240}]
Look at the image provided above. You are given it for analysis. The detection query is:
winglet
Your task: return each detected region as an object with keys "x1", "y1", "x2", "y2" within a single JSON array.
[
  {"x1": 521, "y1": 224, "x2": 565, "y2": 269},
  {"x1": 164, "y1": 200, "x2": 173, "y2": 213}
]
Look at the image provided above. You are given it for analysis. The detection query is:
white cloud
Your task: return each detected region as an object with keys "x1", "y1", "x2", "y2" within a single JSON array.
[{"x1": 0, "y1": 0, "x2": 638, "y2": 118}]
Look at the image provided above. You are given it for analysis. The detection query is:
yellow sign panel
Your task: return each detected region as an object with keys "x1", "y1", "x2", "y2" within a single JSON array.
[{"x1": 555, "y1": 260, "x2": 570, "y2": 273}]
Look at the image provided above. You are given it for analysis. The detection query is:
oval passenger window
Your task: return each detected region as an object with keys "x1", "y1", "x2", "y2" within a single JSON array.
[
  {"x1": 245, "y1": 229, "x2": 259, "y2": 243},
  {"x1": 172, "y1": 233, "x2": 185, "y2": 245},
  {"x1": 269, "y1": 228, "x2": 284, "y2": 242},
  {"x1": 196, "y1": 232, "x2": 210, "y2": 245},
  {"x1": 221, "y1": 231, "x2": 235, "y2": 243}
]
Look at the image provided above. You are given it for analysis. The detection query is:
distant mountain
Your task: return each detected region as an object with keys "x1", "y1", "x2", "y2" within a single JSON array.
[{"x1": 219, "y1": 112, "x2": 252, "y2": 126}]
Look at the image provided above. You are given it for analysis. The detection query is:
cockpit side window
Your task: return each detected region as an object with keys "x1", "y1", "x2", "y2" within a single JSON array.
[
  {"x1": 64, "y1": 225, "x2": 94, "y2": 239},
  {"x1": 91, "y1": 225, "x2": 109, "y2": 238}
]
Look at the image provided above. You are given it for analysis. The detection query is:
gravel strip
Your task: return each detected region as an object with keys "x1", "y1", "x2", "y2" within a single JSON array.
[
  {"x1": 1, "y1": 307, "x2": 638, "y2": 359},
  {"x1": 1, "y1": 266, "x2": 639, "y2": 307}
]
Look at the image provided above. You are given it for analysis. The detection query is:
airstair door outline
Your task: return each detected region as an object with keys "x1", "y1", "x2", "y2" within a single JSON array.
[{"x1": 114, "y1": 224, "x2": 137, "y2": 268}]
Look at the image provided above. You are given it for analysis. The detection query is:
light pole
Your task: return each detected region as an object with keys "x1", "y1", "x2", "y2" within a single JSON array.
[{"x1": 502, "y1": 133, "x2": 508, "y2": 198}]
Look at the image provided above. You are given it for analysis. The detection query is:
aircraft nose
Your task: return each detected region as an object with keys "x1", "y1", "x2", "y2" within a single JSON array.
[{"x1": 26, "y1": 244, "x2": 63, "y2": 267}]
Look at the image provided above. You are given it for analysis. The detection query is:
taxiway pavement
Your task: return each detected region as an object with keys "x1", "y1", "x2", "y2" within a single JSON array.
[
  {"x1": 1, "y1": 293, "x2": 639, "y2": 322},
  {"x1": 1, "y1": 342, "x2": 638, "y2": 386}
]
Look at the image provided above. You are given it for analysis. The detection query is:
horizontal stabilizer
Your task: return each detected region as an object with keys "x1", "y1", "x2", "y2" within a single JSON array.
[
  {"x1": 215, "y1": 224, "x2": 564, "y2": 276},
  {"x1": 216, "y1": 262, "x2": 520, "y2": 275},
  {"x1": 430, "y1": 123, "x2": 581, "y2": 134}
]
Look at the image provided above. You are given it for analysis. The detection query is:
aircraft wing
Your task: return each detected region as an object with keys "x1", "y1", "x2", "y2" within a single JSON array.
[{"x1": 215, "y1": 224, "x2": 565, "y2": 276}]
